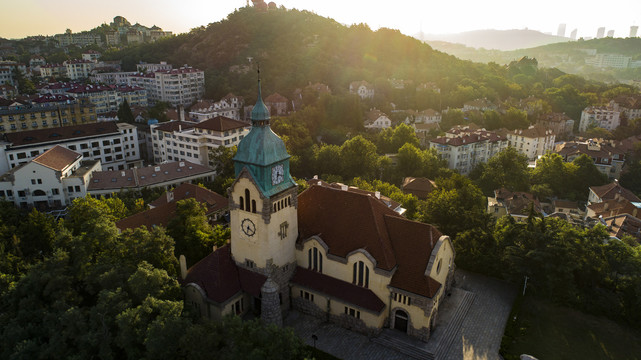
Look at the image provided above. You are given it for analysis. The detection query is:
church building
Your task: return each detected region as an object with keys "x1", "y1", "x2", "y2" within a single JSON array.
[{"x1": 181, "y1": 78, "x2": 456, "y2": 342}]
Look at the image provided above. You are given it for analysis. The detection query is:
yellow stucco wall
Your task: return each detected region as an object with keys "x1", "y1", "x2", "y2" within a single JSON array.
[{"x1": 230, "y1": 177, "x2": 298, "y2": 268}]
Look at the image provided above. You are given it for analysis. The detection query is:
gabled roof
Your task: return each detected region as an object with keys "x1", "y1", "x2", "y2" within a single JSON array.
[
  {"x1": 194, "y1": 116, "x2": 248, "y2": 132},
  {"x1": 117, "y1": 183, "x2": 228, "y2": 231},
  {"x1": 298, "y1": 185, "x2": 444, "y2": 298},
  {"x1": 603, "y1": 214, "x2": 641, "y2": 240},
  {"x1": 590, "y1": 182, "x2": 641, "y2": 203},
  {"x1": 291, "y1": 267, "x2": 385, "y2": 313},
  {"x1": 88, "y1": 161, "x2": 214, "y2": 191},
  {"x1": 182, "y1": 245, "x2": 266, "y2": 303},
  {"x1": 494, "y1": 188, "x2": 542, "y2": 215},
  {"x1": 264, "y1": 92, "x2": 288, "y2": 103},
  {"x1": 402, "y1": 177, "x2": 437, "y2": 199},
  {"x1": 32, "y1": 145, "x2": 81, "y2": 171}
]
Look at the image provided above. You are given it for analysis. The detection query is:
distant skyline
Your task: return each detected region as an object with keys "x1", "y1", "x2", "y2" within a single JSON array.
[{"x1": 1, "y1": 0, "x2": 640, "y2": 40}]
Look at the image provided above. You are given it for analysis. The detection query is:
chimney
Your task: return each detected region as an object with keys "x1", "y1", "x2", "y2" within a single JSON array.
[
  {"x1": 375, "y1": 191, "x2": 381, "y2": 199},
  {"x1": 179, "y1": 105, "x2": 185, "y2": 122},
  {"x1": 341, "y1": 184, "x2": 348, "y2": 191},
  {"x1": 167, "y1": 190, "x2": 174, "y2": 203},
  {"x1": 179, "y1": 255, "x2": 187, "y2": 280}
]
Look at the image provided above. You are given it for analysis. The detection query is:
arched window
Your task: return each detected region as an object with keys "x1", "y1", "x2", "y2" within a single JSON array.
[
  {"x1": 240, "y1": 196, "x2": 244, "y2": 210},
  {"x1": 32, "y1": 189, "x2": 46, "y2": 196},
  {"x1": 353, "y1": 261, "x2": 369, "y2": 288},
  {"x1": 308, "y1": 247, "x2": 322, "y2": 273},
  {"x1": 251, "y1": 199, "x2": 256, "y2": 213},
  {"x1": 244, "y1": 189, "x2": 250, "y2": 211}
]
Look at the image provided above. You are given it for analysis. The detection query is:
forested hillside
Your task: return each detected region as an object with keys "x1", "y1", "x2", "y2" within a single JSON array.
[{"x1": 102, "y1": 6, "x2": 625, "y2": 119}]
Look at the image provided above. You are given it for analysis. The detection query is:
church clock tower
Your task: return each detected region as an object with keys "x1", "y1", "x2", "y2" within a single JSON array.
[{"x1": 229, "y1": 74, "x2": 298, "y2": 308}]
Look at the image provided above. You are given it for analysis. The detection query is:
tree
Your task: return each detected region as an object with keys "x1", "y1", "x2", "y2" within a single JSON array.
[
  {"x1": 471, "y1": 147, "x2": 530, "y2": 195},
  {"x1": 117, "y1": 99, "x2": 135, "y2": 123},
  {"x1": 339, "y1": 135, "x2": 380, "y2": 180},
  {"x1": 207, "y1": 145, "x2": 237, "y2": 194},
  {"x1": 167, "y1": 199, "x2": 229, "y2": 266}
]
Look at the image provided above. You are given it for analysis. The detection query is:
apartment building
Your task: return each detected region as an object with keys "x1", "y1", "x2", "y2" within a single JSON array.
[
  {"x1": 579, "y1": 106, "x2": 621, "y2": 132},
  {"x1": 90, "y1": 71, "x2": 137, "y2": 85},
  {"x1": 128, "y1": 66, "x2": 205, "y2": 107},
  {"x1": 536, "y1": 112, "x2": 574, "y2": 136},
  {"x1": 0, "y1": 97, "x2": 97, "y2": 134},
  {"x1": 429, "y1": 127, "x2": 508, "y2": 174},
  {"x1": 150, "y1": 117, "x2": 249, "y2": 166},
  {"x1": 39, "y1": 64, "x2": 67, "y2": 80},
  {"x1": 0, "y1": 122, "x2": 140, "y2": 173},
  {"x1": 506, "y1": 125, "x2": 556, "y2": 160},
  {"x1": 64, "y1": 59, "x2": 96, "y2": 80}
]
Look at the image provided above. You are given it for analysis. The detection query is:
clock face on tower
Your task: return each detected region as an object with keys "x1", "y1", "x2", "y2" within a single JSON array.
[
  {"x1": 272, "y1": 164, "x2": 284, "y2": 185},
  {"x1": 241, "y1": 218, "x2": 256, "y2": 237}
]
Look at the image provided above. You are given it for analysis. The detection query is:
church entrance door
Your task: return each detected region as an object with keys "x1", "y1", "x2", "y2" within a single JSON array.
[{"x1": 394, "y1": 310, "x2": 408, "y2": 333}]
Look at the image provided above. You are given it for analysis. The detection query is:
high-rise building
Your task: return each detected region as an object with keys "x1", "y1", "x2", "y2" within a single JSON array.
[
  {"x1": 570, "y1": 29, "x2": 578, "y2": 40},
  {"x1": 597, "y1": 27, "x2": 606, "y2": 38},
  {"x1": 557, "y1": 23, "x2": 566, "y2": 37},
  {"x1": 607, "y1": 30, "x2": 615, "y2": 37},
  {"x1": 631, "y1": 26, "x2": 639, "y2": 38}
]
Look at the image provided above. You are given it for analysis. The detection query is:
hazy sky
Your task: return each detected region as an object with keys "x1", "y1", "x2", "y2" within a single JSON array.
[{"x1": 1, "y1": 0, "x2": 640, "y2": 39}]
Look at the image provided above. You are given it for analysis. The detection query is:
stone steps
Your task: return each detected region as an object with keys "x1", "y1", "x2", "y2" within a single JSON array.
[
  {"x1": 433, "y1": 290, "x2": 476, "y2": 358},
  {"x1": 373, "y1": 331, "x2": 434, "y2": 360}
]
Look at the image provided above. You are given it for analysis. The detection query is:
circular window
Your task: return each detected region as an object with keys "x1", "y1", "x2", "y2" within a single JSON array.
[{"x1": 436, "y1": 258, "x2": 442, "y2": 275}]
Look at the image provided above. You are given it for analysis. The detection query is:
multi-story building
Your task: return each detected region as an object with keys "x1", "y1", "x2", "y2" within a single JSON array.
[
  {"x1": 39, "y1": 64, "x2": 67, "y2": 80},
  {"x1": 81, "y1": 50, "x2": 101, "y2": 62},
  {"x1": 557, "y1": 139, "x2": 625, "y2": 179},
  {"x1": 189, "y1": 94, "x2": 244, "y2": 121},
  {"x1": 364, "y1": 109, "x2": 392, "y2": 130},
  {"x1": 154, "y1": 67, "x2": 205, "y2": 107},
  {"x1": 429, "y1": 127, "x2": 508, "y2": 175},
  {"x1": 150, "y1": 117, "x2": 250, "y2": 166},
  {"x1": 536, "y1": 112, "x2": 574, "y2": 136},
  {"x1": 609, "y1": 95, "x2": 641, "y2": 121},
  {"x1": 579, "y1": 106, "x2": 621, "y2": 132},
  {"x1": 415, "y1": 109, "x2": 441, "y2": 124},
  {"x1": 463, "y1": 98, "x2": 497, "y2": 112},
  {"x1": 0, "y1": 67, "x2": 13, "y2": 86},
  {"x1": 90, "y1": 71, "x2": 137, "y2": 85},
  {"x1": 0, "y1": 122, "x2": 140, "y2": 173},
  {"x1": 506, "y1": 125, "x2": 556, "y2": 160},
  {"x1": 349, "y1": 80, "x2": 375, "y2": 100},
  {"x1": 112, "y1": 84, "x2": 148, "y2": 108},
  {"x1": 136, "y1": 62, "x2": 173, "y2": 73},
  {"x1": 0, "y1": 84, "x2": 17, "y2": 99},
  {"x1": 0, "y1": 145, "x2": 100, "y2": 209},
  {"x1": 53, "y1": 31, "x2": 102, "y2": 47},
  {"x1": 0, "y1": 97, "x2": 96, "y2": 134},
  {"x1": 129, "y1": 66, "x2": 205, "y2": 107},
  {"x1": 105, "y1": 30, "x2": 121, "y2": 46},
  {"x1": 585, "y1": 54, "x2": 632, "y2": 69},
  {"x1": 65, "y1": 84, "x2": 117, "y2": 113},
  {"x1": 64, "y1": 59, "x2": 96, "y2": 80}
]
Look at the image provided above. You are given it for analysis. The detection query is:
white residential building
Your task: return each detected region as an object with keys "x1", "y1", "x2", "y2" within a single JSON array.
[
  {"x1": 506, "y1": 125, "x2": 556, "y2": 160},
  {"x1": 136, "y1": 62, "x2": 173, "y2": 73},
  {"x1": 150, "y1": 117, "x2": 250, "y2": 166},
  {"x1": 415, "y1": 109, "x2": 441, "y2": 124},
  {"x1": 609, "y1": 95, "x2": 641, "y2": 121},
  {"x1": 90, "y1": 71, "x2": 137, "y2": 85},
  {"x1": 579, "y1": 106, "x2": 621, "y2": 132},
  {"x1": 0, "y1": 122, "x2": 140, "y2": 173},
  {"x1": 349, "y1": 80, "x2": 375, "y2": 100},
  {"x1": 129, "y1": 66, "x2": 205, "y2": 107},
  {"x1": 189, "y1": 94, "x2": 244, "y2": 121},
  {"x1": 364, "y1": 109, "x2": 392, "y2": 129},
  {"x1": 64, "y1": 59, "x2": 96, "y2": 80},
  {"x1": 429, "y1": 127, "x2": 508, "y2": 175},
  {"x1": 0, "y1": 146, "x2": 100, "y2": 209}
]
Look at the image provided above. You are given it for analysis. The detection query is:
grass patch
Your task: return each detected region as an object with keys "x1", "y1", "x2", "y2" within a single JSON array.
[{"x1": 502, "y1": 296, "x2": 641, "y2": 360}]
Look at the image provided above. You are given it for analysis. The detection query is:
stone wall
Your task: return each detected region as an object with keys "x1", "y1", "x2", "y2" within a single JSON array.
[{"x1": 330, "y1": 313, "x2": 381, "y2": 338}]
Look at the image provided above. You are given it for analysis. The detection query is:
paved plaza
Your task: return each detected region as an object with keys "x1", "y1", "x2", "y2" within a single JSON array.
[{"x1": 284, "y1": 270, "x2": 516, "y2": 360}]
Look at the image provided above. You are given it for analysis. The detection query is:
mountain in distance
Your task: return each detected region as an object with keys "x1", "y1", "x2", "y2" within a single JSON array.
[{"x1": 419, "y1": 29, "x2": 569, "y2": 51}]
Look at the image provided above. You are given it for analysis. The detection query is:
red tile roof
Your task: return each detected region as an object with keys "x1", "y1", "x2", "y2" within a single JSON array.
[
  {"x1": 32, "y1": 145, "x2": 81, "y2": 171},
  {"x1": 401, "y1": 177, "x2": 437, "y2": 199},
  {"x1": 590, "y1": 182, "x2": 641, "y2": 203},
  {"x1": 298, "y1": 185, "x2": 444, "y2": 298},
  {"x1": 194, "y1": 116, "x2": 248, "y2": 132},
  {"x1": 182, "y1": 245, "x2": 266, "y2": 303},
  {"x1": 291, "y1": 267, "x2": 385, "y2": 313},
  {"x1": 149, "y1": 183, "x2": 228, "y2": 215}
]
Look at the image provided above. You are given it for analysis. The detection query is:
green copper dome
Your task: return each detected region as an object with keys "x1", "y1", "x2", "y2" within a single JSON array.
[{"x1": 233, "y1": 76, "x2": 295, "y2": 197}]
